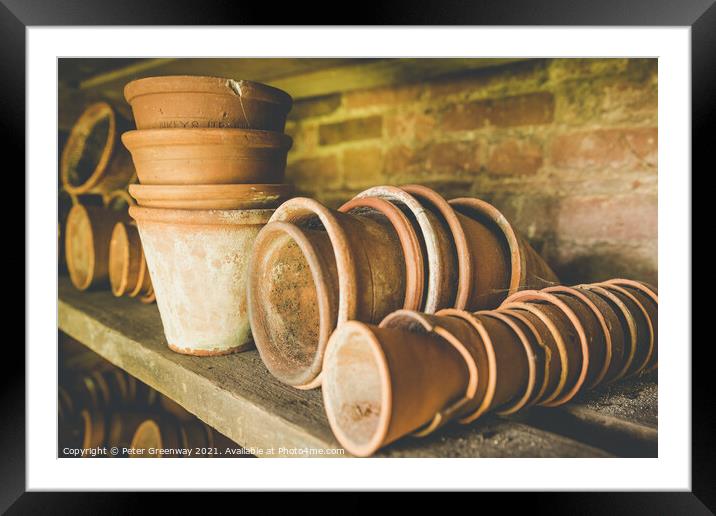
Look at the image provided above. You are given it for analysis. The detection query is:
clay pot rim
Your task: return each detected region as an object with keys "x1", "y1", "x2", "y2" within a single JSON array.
[
  {"x1": 597, "y1": 283, "x2": 655, "y2": 376},
  {"x1": 322, "y1": 320, "x2": 392, "y2": 458},
  {"x1": 129, "y1": 183, "x2": 293, "y2": 202},
  {"x1": 61, "y1": 102, "x2": 117, "y2": 196},
  {"x1": 477, "y1": 310, "x2": 537, "y2": 416},
  {"x1": 270, "y1": 197, "x2": 358, "y2": 325},
  {"x1": 543, "y1": 285, "x2": 613, "y2": 389},
  {"x1": 354, "y1": 186, "x2": 446, "y2": 313},
  {"x1": 124, "y1": 75, "x2": 293, "y2": 109},
  {"x1": 401, "y1": 185, "x2": 470, "y2": 310},
  {"x1": 576, "y1": 284, "x2": 638, "y2": 382},
  {"x1": 109, "y1": 222, "x2": 131, "y2": 297},
  {"x1": 139, "y1": 284, "x2": 156, "y2": 304},
  {"x1": 248, "y1": 221, "x2": 338, "y2": 388},
  {"x1": 602, "y1": 278, "x2": 658, "y2": 304},
  {"x1": 502, "y1": 290, "x2": 590, "y2": 407},
  {"x1": 128, "y1": 243, "x2": 148, "y2": 298},
  {"x1": 130, "y1": 419, "x2": 162, "y2": 450},
  {"x1": 121, "y1": 128, "x2": 293, "y2": 150},
  {"x1": 128, "y1": 205, "x2": 273, "y2": 226},
  {"x1": 435, "y1": 308, "x2": 498, "y2": 424},
  {"x1": 339, "y1": 196, "x2": 425, "y2": 311},
  {"x1": 499, "y1": 301, "x2": 571, "y2": 406},
  {"x1": 498, "y1": 308, "x2": 552, "y2": 405},
  {"x1": 449, "y1": 197, "x2": 522, "y2": 294},
  {"x1": 379, "y1": 309, "x2": 480, "y2": 435},
  {"x1": 65, "y1": 204, "x2": 96, "y2": 291}
]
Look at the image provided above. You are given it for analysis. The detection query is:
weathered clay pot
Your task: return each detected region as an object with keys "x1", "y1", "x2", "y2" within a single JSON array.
[
  {"x1": 109, "y1": 222, "x2": 147, "y2": 297},
  {"x1": 497, "y1": 308, "x2": 551, "y2": 406},
  {"x1": 124, "y1": 75, "x2": 293, "y2": 131},
  {"x1": 65, "y1": 204, "x2": 130, "y2": 290},
  {"x1": 449, "y1": 197, "x2": 559, "y2": 301},
  {"x1": 380, "y1": 310, "x2": 484, "y2": 434},
  {"x1": 339, "y1": 196, "x2": 425, "y2": 310},
  {"x1": 129, "y1": 183, "x2": 293, "y2": 210},
  {"x1": 353, "y1": 186, "x2": 457, "y2": 312},
  {"x1": 322, "y1": 320, "x2": 468, "y2": 457},
  {"x1": 61, "y1": 102, "x2": 136, "y2": 196},
  {"x1": 576, "y1": 284, "x2": 638, "y2": 382},
  {"x1": 248, "y1": 221, "x2": 339, "y2": 389},
  {"x1": 603, "y1": 279, "x2": 658, "y2": 371},
  {"x1": 597, "y1": 283, "x2": 654, "y2": 377},
  {"x1": 121, "y1": 129, "x2": 292, "y2": 185},
  {"x1": 500, "y1": 293, "x2": 588, "y2": 407},
  {"x1": 403, "y1": 185, "x2": 511, "y2": 311},
  {"x1": 436, "y1": 309, "x2": 531, "y2": 419},
  {"x1": 543, "y1": 286, "x2": 612, "y2": 389},
  {"x1": 129, "y1": 206, "x2": 272, "y2": 355}
]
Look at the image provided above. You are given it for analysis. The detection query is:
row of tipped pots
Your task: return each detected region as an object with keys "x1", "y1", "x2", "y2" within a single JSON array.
[
  {"x1": 63, "y1": 191, "x2": 155, "y2": 303},
  {"x1": 247, "y1": 185, "x2": 559, "y2": 389},
  {"x1": 123, "y1": 75, "x2": 294, "y2": 212},
  {"x1": 321, "y1": 278, "x2": 658, "y2": 456}
]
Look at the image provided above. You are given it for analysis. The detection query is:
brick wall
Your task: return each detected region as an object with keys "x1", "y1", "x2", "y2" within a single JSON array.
[{"x1": 284, "y1": 58, "x2": 658, "y2": 285}]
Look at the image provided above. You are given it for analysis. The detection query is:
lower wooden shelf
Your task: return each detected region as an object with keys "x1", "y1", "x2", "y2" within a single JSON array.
[{"x1": 58, "y1": 277, "x2": 657, "y2": 458}]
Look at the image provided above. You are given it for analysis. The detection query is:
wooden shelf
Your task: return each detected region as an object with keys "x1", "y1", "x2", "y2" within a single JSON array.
[{"x1": 58, "y1": 276, "x2": 657, "y2": 458}]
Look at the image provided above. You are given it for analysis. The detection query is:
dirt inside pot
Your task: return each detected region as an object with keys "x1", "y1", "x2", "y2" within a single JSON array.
[
  {"x1": 323, "y1": 326, "x2": 384, "y2": 451},
  {"x1": 66, "y1": 115, "x2": 111, "y2": 188},
  {"x1": 254, "y1": 230, "x2": 323, "y2": 380}
]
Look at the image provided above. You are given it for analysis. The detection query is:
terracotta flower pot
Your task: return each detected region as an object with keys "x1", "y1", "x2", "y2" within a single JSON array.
[
  {"x1": 121, "y1": 129, "x2": 292, "y2": 185},
  {"x1": 597, "y1": 283, "x2": 654, "y2": 377},
  {"x1": 248, "y1": 221, "x2": 339, "y2": 389},
  {"x1": 449, "y1": 197, "x2": 559, "y2": 301},
  {"x1": 107, "y1": 412, "x2": 149, "y2": 452},
  {"x1": 353, "y1": 186, "x2": 458, "y2": 312},
  {"x1": 130, "y1": 418, "x2": 182, "y2": 457},
  {"x1": 80, "y1": 409, "x2": 106, "y2": 450},
  {"x1": 435, "y1": 309, "x2": 531, "y2": 419},
  {"x1": 339, "y1": 196, "x2": 425, "y2": 310},
  {"x1": 129, "y1": 205, "x2": 272, "y2": 356},
  {"x1": 124, "y1": 75, "x2": 293, "y2": 131},
  {"x1": 249, "y1": 197, "x2": 408, "y2": 388},
  {"x1": 65, "y1": 204, "x2": 130, "y2": 291},
  {"x1": 109, "y1": 221, "x2": 148, "y2": 297},
  {"x1": 129, "y1": 183, "x2": 293, "y2": 210},
  {"x1": 500, "y1": 291, "x2": 589, "y2": 407},
  {"x1": 403, "y1": 185, "x2": 511, "y2": 311},
  {"x1": 61, "y1": 102, "x2": 136, "y2": 196},
  {"x1": 321, "y1": 320, "x2": 468, "y2": 457},
  {"x1": 602, "y1": 279, "x2": 658, "y2": 372},
  {"x1": 496, "y1": 308, "x2": 551, "y2": 406},
  {"x1": 576, "y1": 284, "x2": 638, "y2": 382},
  {"x1": 380, "y1": 310, "x2": 485, "y2": 434},
  {"x1": 542, "y1": 286, "x2": 613, "y2": 389}
]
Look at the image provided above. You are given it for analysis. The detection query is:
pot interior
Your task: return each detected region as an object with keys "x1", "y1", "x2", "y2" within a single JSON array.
[
  {"x1": 254, "y1": 230, "x2": 323, "y2": 381},
  {"x1": 65, "y1": 111, "x2": 112, "y2": 187},
  {"x1": 324, "y1": 326, "x2": 385, "y2": 452}
]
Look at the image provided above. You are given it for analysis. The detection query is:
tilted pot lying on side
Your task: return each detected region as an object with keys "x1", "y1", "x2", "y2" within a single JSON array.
[
  {"x1": 124, "y1": 75, "x2": 293, "y2": 132},
  {"x1": 65, "y1": 204, "x2": 130, "y2": 291},
  {"x1": 61, "y1": 102, "x2": 136, "y2": 197},
  {"x1": 130, "y1": 206, "x2": 272, "y2": 356},
  {"x1": 121, "y1": 129, "x2": 293, "y2": 185},
  {"x1": 248, "y1": 197, "x2": 413, "y2": 389}
]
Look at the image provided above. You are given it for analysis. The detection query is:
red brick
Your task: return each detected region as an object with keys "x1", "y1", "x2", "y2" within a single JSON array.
[
  {"x1": 385, "y1": 110, "x2": 436, "y2": 142},
  {"x1": 557, "y1": 194, "x2": 657, "y2": 243},
  {"x1": 343, "y1": 146, "x2": 384, "y2": 189},
  {"x1": 286, "y1": 155, "x2": 341, "y2": 190},
  {"x1": 440, "y1": 92, "x2": 554, "y2": 131},
  {"x1": 427, "y1": 141, "x2": 480, "y2": 172},
  {"x1": 344, "y1": 84, "x2": 423, "y2": 109},
  {"x1": 550, "y1": 128, "x2": 657, "y2": 171},
  {"x1": 487, "y1": 139, "x2": 543, "y2": 176},
  {"x1": 319, "y1": 116, "x2": 382, "y2": 145}
]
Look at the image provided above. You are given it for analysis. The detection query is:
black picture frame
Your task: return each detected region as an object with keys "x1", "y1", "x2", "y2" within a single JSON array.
[{"x1": 6, "y1": 0, "x2": 709, "y2": 511}]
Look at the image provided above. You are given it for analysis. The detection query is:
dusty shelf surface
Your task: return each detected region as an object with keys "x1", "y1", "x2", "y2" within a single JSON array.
[{"x1": 58, "y1": 277, "x2": 657, "y2": 458}]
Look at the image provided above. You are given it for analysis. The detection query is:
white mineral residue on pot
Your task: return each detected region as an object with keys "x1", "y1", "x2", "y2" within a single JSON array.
[{"x1": 138, "y1": 222, "x2": 259, "y2": 353}]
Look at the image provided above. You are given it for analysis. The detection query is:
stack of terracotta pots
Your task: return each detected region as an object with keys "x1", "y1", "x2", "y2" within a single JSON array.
[
  {"x1": 122, "y1": 75, "x2": 294, "y2": 356},
  {"x1": 247, "y1": 186, "x2": 558, "y2": 389},
  {"x1": 321, "y1": 278, "x2": 658, "y2": 456}
]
